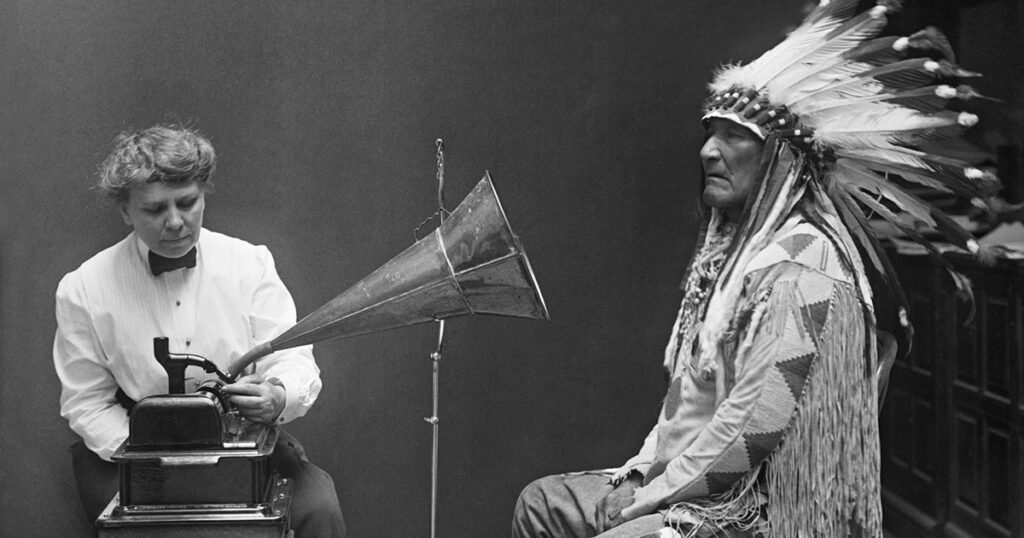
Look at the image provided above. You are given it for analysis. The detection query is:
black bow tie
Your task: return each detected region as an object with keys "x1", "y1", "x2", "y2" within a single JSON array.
[{"x1": 149, "y1": 247, "x2": 197, "y2": 276}]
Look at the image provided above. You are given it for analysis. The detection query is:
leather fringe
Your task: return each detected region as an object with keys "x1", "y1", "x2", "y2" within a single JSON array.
[{"x1": 766, "y1": 283, "x2": 882, "y2": 537}]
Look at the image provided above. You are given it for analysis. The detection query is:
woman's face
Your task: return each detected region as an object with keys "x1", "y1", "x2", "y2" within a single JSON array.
[
  {"x1": 120, "y1": 181, "x2": 205, "y2": 259},
  {"x1": 699, "y1": 118, "x2": 765, "y2": 220}
]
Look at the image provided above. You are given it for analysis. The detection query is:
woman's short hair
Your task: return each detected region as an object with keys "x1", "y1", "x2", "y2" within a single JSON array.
[{"x1": 96, "y1": 124, "x2": 216, "y2": 202}]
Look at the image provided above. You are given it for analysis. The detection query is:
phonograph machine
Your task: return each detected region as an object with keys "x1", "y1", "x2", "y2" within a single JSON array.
[{"x1": 95, "y1": 157, "x2": 549, "y2": 537}]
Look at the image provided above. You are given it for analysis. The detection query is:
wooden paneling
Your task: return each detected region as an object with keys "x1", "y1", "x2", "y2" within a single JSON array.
[{"x1": 881, "y1": 253, "x2": 1023, "y2": 538}]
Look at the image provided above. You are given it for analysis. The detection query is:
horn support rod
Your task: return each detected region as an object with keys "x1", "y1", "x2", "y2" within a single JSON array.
[{"x1": 427, "y1": 138, "x2": 446, "y2": 538}]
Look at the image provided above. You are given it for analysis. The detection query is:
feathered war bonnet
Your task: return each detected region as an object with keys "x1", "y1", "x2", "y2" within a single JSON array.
[{"x1": 692, "y1": 0, "x2": 999, "y2": 386}]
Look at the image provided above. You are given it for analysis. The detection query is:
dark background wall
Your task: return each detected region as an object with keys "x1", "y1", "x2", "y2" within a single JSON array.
[{"x1": 0, "y1": 1, "x2": 1018, "y2": 536}]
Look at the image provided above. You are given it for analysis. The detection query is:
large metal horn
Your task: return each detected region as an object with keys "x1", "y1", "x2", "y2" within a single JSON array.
[{"x1": 227, "y1": 172, "x2": 549, "y2": 378}]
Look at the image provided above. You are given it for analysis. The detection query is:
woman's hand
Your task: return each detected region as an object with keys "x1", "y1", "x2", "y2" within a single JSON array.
[{"x1": 220, "y1": 374, "x2": 285, "y2": 424}]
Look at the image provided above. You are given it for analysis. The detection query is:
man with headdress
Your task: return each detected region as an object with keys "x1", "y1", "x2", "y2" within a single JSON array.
[{"x1": 512, "y1": 1, "x2": 997, "y2": 536}]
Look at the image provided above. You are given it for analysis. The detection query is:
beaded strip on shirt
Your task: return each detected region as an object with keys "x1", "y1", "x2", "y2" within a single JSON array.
[{"x1": 669, "y1": 215, "x2": 734, "y2": 375}]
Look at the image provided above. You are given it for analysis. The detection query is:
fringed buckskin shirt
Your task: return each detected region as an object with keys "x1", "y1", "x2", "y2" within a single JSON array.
[{"x1": 615, "y1": 213, "x2": 881, "y2": 536}]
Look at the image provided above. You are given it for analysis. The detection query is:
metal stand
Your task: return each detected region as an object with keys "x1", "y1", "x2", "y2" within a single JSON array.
[
  {"x1": 424, "y1": 320, "x2": 444, "y2": 538},
  {"x1": 422, "y1": 138, "x2": 447, "y2": 538}
]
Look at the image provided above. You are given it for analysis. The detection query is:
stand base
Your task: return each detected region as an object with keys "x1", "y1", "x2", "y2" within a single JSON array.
[{"x1": 96, "y1": 477, "x2": 293, "y2": 538}]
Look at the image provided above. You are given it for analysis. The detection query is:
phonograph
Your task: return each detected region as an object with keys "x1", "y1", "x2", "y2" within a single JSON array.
[{"x1": 95, "y1": 145, "x2": 549, "y2": 537}]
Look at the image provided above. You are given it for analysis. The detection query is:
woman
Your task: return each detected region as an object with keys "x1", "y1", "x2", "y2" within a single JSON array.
[{"x1": 53, "y1": 124, "x2": 346, "y2": 537}]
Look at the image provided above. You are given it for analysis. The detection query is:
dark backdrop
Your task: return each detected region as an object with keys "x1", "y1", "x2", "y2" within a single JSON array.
[{"x1": 1, "y1": 1, "x2": 1018, "y2": 536}]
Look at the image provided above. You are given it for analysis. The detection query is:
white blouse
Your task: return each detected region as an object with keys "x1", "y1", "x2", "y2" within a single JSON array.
[{"x1": 53, "y1": 228, "x2": 322, "y2": 461}]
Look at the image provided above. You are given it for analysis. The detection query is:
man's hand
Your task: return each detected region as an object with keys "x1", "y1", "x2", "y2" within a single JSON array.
[
  {"x1": 595, "y1": 471, "x2": 642, "y2": 531},
  {"x1": 220, "y1": 374, "x2": 285, "y2": 424}
]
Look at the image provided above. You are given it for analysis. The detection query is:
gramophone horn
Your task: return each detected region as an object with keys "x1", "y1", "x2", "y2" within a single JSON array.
[{"x1": 227, "y1": 172, "x2": 548, "y2": 378}]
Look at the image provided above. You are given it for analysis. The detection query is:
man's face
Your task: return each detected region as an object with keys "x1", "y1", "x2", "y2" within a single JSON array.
[
  {"x1": 120, "y1": 181, "x2": 205, "y2": 259},
  {"x1": 699, "y1": 118, "x2": 764, "y2": 220}
]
